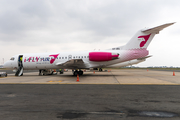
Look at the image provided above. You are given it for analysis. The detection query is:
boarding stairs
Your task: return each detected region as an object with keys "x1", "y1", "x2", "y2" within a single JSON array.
[{"x1": 15, "y1": 66, "x2": 23, "y2": 76}]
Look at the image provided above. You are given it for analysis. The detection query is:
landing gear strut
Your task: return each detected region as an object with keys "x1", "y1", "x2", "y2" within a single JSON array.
[{"x1": 39, "y1": 70, "x2": 42, "y2": 76}]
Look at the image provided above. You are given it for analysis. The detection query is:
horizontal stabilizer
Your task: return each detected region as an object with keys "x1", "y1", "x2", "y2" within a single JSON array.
[
  {"x1": 137, "y1": 55, "x2": 152, "y2": 60},
  {"x1": 142, "y1": 22, "x2": 175, "y2": 34}
]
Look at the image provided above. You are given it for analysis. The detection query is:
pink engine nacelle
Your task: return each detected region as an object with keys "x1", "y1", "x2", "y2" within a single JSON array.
[{"x1": 89, "y1": 52, "x2": 119, "y2": 62}]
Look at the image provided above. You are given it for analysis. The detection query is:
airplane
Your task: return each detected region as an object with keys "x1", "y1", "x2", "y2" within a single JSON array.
[{"x1": 3, "y1": 22, "x2": 175, "y2": 76}]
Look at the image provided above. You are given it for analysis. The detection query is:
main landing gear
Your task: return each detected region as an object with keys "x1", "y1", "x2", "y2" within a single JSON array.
[
  {"x1": 94, "y1": 68, "x2": 103, "y2": 72},
  {"x1": 99, "y1": 68, "x2": 103, "y2": 72},
  {"x1": 72, "y1": 70, "x2": 83, "y2": 76}
]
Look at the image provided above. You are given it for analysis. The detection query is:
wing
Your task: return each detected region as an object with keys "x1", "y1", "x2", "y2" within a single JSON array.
[{"x1": 56, "y1": 59, "x2": 88, "y2": 69}]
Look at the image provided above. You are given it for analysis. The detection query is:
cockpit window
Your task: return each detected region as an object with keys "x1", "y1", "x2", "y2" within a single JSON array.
[{"x1": 10, "y1": 57, "x2": 15, "y2": 60}]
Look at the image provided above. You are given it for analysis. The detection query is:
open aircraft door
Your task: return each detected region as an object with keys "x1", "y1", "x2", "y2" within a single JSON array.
[{"x1": 15, "y1": 55, "x2": 23, "y2": 76}]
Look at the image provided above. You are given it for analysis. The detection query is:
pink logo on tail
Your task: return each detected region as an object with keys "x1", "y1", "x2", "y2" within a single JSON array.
[
  {"x1": 138, "y1": 34, "x2": 151, "y2": 47},
  {"x1": 49, "y1": 54, "x2": 59, "y2": 64}
]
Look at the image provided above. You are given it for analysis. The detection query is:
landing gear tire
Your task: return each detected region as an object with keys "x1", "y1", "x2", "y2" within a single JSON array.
[
  {"x1": 79, "y1": 71, "x2": 83, "y2": 75},
  {"x1": 73, "y1": 70, "x2": 83, "y2": 76},
  {"x1": 73, "y1": 70, "x2": 78, "y2": 76},
  {"x1": 99, "y1": 68, "x2": 103, "y2": 72}
]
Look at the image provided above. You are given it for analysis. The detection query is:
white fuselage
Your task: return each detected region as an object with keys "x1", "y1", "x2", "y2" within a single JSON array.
[{"x1": 3, "y1": 49, "x2": 148, "y2": 70}]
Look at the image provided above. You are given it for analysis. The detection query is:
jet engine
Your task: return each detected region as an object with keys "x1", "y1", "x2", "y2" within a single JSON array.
[{"x1": 89, "y1": 52, "x2": 119, "y2": 62}]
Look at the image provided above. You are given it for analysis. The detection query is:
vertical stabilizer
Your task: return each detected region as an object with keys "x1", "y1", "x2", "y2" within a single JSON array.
[{"x1": 123, "y1": 23, "x2": 175, "y2": 50}]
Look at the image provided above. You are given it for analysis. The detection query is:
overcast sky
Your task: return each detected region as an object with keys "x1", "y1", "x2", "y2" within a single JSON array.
[{"x1": 0, "y1": 0, "x2": 179, "y2": 67}]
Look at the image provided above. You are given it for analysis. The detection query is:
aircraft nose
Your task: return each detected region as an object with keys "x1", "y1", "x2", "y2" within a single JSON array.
[{"x1": 3, "y1": 61, "x2": 10, "y2": 68}]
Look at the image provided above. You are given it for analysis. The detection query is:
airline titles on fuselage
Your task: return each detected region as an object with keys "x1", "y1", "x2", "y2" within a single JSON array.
[{"x1": 24, "y1": 54, "x2": 89, "y2": 64}]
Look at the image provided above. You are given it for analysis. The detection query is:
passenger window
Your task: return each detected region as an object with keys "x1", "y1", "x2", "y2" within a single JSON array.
[
  {"x1": 84, "y1": 56, "x2": 86, "y2": 58},
  {"x1": 62, "y1": 57, "x2": 64, "y2": 59},
  {"x1": 65, "y1": 57, "x2": 67, "y2": 59},
  {"x1": 87, "y1": 56, "x2": 89, "y2": 58},
  {"x1": 73, "y1": 56, "x2": 75, "y2": 59},
  {"x1": 81, "y1": 56, "x2": 83, "y2": 58},
  {"x1": 79, "y1": 56, "x2": 80, "y2": 58},
  {"x1": 59, "y1": 57, "x2": 61, "y2": 59}
]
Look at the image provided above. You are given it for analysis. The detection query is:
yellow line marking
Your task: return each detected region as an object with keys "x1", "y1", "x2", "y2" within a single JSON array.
[
  {"x1": 47, "y1": 80, "x2": 62, "y2": 82},
  {"x1": 0, "y1": 83, "x2": 179, "y2": 85},
  {"x1": 0, "y1": 76, "x2": 16, "y2": 78}
]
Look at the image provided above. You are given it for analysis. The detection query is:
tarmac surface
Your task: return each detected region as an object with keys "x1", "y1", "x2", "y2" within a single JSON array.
[
  {"x1": 0, "y1": 69, "x2": 180, "y2": 120},
  {"x1": 0, "y1": 69, "x2": 179, "y2": 85},
  {"x1": 0, "y1": 69, "x2": 38, "y2": 74}
]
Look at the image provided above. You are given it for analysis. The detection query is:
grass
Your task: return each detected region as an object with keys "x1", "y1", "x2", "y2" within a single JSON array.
[
  {"x1": 1, "y1": 68, "x2": 180, "y2": 71},
  {"x1": 105, "y1": 67, "x2": 180, "y2": 71}
]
